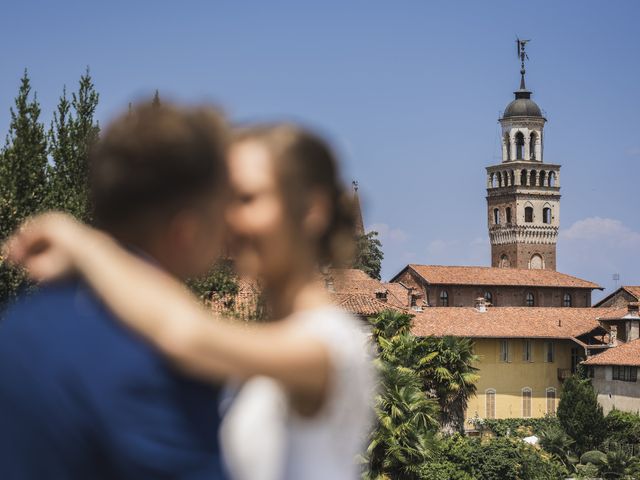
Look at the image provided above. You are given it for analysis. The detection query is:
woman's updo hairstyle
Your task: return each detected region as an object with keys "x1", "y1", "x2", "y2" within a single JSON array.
[{"x1": 232, "y1": 124, "x2": 356, "y2": 267}]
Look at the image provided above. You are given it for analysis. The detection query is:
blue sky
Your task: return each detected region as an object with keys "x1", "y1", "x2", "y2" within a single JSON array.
[{"x1": 1, "y1": 1, "x2": 638, "y2": 300}]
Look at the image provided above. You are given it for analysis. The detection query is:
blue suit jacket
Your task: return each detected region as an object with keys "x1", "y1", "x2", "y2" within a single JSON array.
[{"x1": 0, "y1": 280, "x2": 227, "y2": 480}]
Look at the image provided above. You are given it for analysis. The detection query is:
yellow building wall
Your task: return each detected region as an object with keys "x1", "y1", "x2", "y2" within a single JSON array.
[{"x1": 465, "y1": 338, "x2": 576, "y2": 427}]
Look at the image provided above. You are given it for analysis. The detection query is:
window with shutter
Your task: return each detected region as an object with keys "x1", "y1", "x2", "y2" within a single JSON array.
[
  {"x1": 486, "y1": 390, "x2": 496, "y2": 419},
  {"x1": 546, "y1": 388, "x2": 556, "y2": 414},
  {"x1": 522, "y1": 389, "x2": 532, "y2": 417}
]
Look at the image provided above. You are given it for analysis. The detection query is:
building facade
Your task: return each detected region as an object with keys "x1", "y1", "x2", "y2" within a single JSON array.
[
  {"x1": 584, "y1": 303, "x2": 640, "y2": 414},
  {"x1": 595, "y1": 286, "x2": 640, "y2": 308},
  {"x1": 411, "y1": 304, "x2": 617, "y2": 428},
  {"x1": 390, "y1": 264, "x2": 599, "y2": 308}
]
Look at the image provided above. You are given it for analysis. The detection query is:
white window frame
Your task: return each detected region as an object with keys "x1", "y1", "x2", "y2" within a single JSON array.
[
  {"x1": 485, "y1": 389, "x2": 496, "y2": 419},
  {"x1": 546, "y1": 387, "x2": 557, "y2": 415},
  {"x1": 522, "y1": 387, "x2": 532, "y2": 418}
]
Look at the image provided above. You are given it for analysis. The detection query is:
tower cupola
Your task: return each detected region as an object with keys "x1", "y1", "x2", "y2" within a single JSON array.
[{"x1": 486, "y1": 39, "x2": 561, "y2": 271}]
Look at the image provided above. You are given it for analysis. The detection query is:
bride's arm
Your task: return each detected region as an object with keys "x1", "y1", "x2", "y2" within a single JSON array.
[{"x1": 5, "y1": 214, "x2": 330, "y2": 404}]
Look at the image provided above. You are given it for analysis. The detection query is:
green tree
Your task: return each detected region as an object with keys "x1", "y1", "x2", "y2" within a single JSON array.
[
  {"x1": 422, "y1": 337, "x2": 479, "y2": 433},
  {"x1": 187, "y1": 259, "x2": 239, "y2": 301},
  {"x1": 557, "y1": 375, "x2": 606, "y2": 453},
  {"x1": 539, "y1": 422, "x2": 576, "y2": 469},
  {"x1": 442, "y1": 435, "x2": 568, "y2": 480},
  {"x1": 48, "y1": 68, "x2": 100, "y2": 220},
  {"x1": 353, "y1": 231, "x2": 383, "y2": 280},
  {"x1": 604, "y1": 409, "x2": 640, "y2": 445},
  {"x1": 364, "y1": 311, "x2": 440, "y2": 479},
  {"x1": 0, "y1": 71, "x2": 49, "y2": 305}
]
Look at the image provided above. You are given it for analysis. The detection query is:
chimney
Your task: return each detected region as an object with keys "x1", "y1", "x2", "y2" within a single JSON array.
[
  {"x1": 475, "y1": 297, "x2": 488, "y2": 313},
  {"x1": 324, "y1": 277, "x2": 335, "y2": 293},
  {"x1": 610, "y1": 325, "x2": 618, "y2": 346}
]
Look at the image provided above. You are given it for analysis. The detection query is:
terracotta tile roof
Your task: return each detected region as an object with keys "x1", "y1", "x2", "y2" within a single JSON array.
[
  {"x1": 595, "y1": 308, "x2": 637, "y2": 322},
  {"x1": 398, "y1": 264, "x2": 601, "y2": 289},
  {"x1": 624, "y1": 286, "x2": 640, "y2": 299},
  {"x1": 411, "y1": 307, "x2": 619, "y2": 340},
  {"x1": 208, "y1": 268, "x2": 406, "y2": 319},
  {"x1": 209, "y1": 277, "x2": 262, "y2": 320},
  {"x1": 324, "y1": 268, "x2": 408, "y2": 309},
  {"x1": 594, "y1": 286, "x2": 640, "y2": 307},
  {"x1": 332, "y1": 293, "x2": 404, "y2": 316},
  {"x1": 583, "y1": 339, "x2": 640, "y2": 367}
]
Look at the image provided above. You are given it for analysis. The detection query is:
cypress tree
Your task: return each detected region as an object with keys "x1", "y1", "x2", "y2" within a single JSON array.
[
  {"x1": 557, "y1": 375, "x2": 606, "y2": 453},
  {"x1": 0, "y1": 70, "x2": 49, "y2": 305},
  {"x1": 48, "y1": 67, "x2": 99, "y2": 220}
]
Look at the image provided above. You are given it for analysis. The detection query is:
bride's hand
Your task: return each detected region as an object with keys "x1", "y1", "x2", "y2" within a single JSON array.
[{"x1": 2, "y1": 212, "x2": 91, "y2": 283}]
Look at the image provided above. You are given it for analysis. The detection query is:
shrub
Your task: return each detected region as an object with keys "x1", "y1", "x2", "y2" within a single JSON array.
[
  {"x1": 579, "y1": 450, "x2": 607, "y2": 467},
  {"x1": 440, "y1": 435, "x2": 567, "y2": 480},
  {"x1": 604, "y1": 409, "x2": 640, "y2": 445}
]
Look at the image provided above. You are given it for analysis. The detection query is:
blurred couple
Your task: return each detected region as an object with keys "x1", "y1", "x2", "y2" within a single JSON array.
[{"x1": 0, "y1": 102, "x2": 374, "y2": 480}]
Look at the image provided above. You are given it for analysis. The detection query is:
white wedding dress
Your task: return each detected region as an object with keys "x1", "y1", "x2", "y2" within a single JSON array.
[{"x1": 220, "y1": 306, "x2": 375, "y2": 480}]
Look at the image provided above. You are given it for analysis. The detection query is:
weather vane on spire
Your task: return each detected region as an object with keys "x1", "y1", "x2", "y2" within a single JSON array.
[
  {"x1": 352, "y1": 180, "x2": 359, "y2": 192},
  {"x1": 516, "y1": 38, "x2": 531, "y2": 90}
]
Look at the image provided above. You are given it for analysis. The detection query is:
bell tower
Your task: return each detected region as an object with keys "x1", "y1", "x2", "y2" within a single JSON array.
[{"x1": 487, "y1": 40, "x2": 561, "y2": 270}]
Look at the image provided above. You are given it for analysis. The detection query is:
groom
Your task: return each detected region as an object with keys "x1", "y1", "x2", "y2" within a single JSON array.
[{"x1": 0, "y1": 103, "x2": 230, "y2": 479}]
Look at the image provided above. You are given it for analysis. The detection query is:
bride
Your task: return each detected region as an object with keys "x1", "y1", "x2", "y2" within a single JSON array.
[{"x1": 5, "y1": 124, "x2": 375, "y2": 480}]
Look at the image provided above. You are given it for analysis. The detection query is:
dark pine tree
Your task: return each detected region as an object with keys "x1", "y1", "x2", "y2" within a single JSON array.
[
  {"x1": 353, "y1": 231, "x2": 383, "y2": 280},
  {"x1": 0, "y1": 70, "x2": 49, "y2": 305},
  {"x1": 65, "y1": 67, "x2": 100, "y2": 221},
  {"x1": 557, "y1": 375, "x2": 606, "y2": 453}
]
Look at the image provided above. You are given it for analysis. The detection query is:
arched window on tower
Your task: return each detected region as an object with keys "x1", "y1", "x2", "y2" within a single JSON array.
[
  {"x1": 525, "y1": 206, "x2": 534, "y2": 223},
  {"x1": 506, "y1": 207, "x2": 512, "y2": 224},
  {"x1": 549, "y1": 171, "x2": 556, "y2": 187},
  {"x1": 439, "y1": 290, "x2": 449, "y2": 307},
  {"x1": 530, "y1": 170, "x2": 537, "y2": 187},
  {"x1": 484, "y1": 291, "x2": 493, "y2": 305},
  {"x1": 520, "y1": 169, "x2": 528, "y2": 186},
  {"x1": 539, "y1": 171, "x2": 546, "y2": 187},
  {"x1": 510, "y1": 170, "x2": 515, "y2": 186},
  {"x1": 530, "y1": 254, "x2": 544, "y2": 270},
  {"x1": 543, "y1": 207, "x2": 552, "y2": 224},
  {"x1": 529, "y1": 132, "x2": 538, "y2": 160},
  {"x1": 525, "y1": 292, "x2": 535, "y2": 307},
  {"x1": 500, "y1": 254, "x2": 510, "y2": 268},
  {"x1": 491, "y1": 173, "x2": 497, "y2": 188},
  {"x1": 504, "y1": 133, "x2": 511, "y2": 161},
  {"x1": 515, "y1": 131, "x2": 525, "y2": 160},
  {"x1": 493, "y1": 208, "x2": 500, "y2": 225}
]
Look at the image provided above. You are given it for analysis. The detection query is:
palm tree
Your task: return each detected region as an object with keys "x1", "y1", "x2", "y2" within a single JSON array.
[
  {"x1": 365, "y1": 359, "x2": 440, "y2": 480},
  {"x1": 419, "y1": 336, "x2": 480, "y2": 433},
  {"x1": 365, "y1": 311, "x2": 441, "y2": 480},
  {"x1": 539, "y1": 423, "x2": 576, "y2": 469}
]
